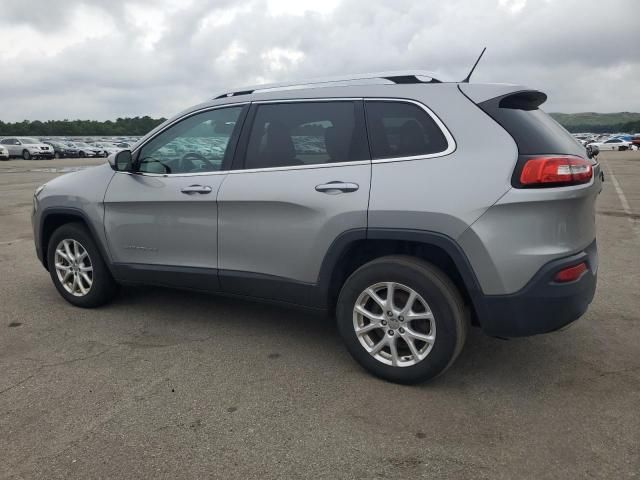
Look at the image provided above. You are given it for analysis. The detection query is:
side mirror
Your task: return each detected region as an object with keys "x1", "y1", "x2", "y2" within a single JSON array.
[{"x1": 110, "y1": 150, "x2": 133, "y2": 171}]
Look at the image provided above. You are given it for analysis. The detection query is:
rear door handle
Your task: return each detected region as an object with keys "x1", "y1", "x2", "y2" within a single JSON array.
[
  {"x1": 181, "y1": 184, "x2": 212, "y2": 194},
  {"x1": 315, "y1": 181, "x2": 359, "y2": 194}
]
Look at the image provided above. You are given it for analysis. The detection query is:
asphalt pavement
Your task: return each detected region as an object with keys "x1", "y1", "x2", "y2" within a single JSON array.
[{"x1": 1, "y1": 152, "x2": 639, "y2": 479}]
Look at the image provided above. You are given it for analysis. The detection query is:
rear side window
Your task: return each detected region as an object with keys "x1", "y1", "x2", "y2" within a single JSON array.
[
  {"x1": 477, "y1": 91, "x2": 585, "y2": 156},
  {"x1": 365, "y1": 101, "x2": 449, "y2": 159},
  {"x1": 243, "y1": 101, "x2": 369, "y2": 169}
]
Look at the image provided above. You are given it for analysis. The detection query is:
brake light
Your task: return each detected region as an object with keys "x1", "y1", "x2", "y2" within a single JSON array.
[
  {"x1": 554, "y1": 262, "x2": 587, "y2": 283},
  {"x1": 519, "y1": 155, "x2": 593, "y2": 186}
]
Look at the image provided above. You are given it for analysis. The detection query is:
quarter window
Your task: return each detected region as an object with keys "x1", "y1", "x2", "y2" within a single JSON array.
[
  {"x1": 365, "y1": 101, "x2": 448, "y2": 159},
  {"x1": 137, "y1": 106, "x2": 244, "y2": 174},
  {"x1": 243, "y1": 101, "x2": 369, "y2": 169}
]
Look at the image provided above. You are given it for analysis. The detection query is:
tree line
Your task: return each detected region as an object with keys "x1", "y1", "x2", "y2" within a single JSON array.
[
  {"x1": 0, "y1": 116, "x2": 167, "y2": 137},
  {"x1": 560, "y1": 120, "x2": 640, "y2": 134},
  {"x1": 0, "y1": 115, "x2": 638, "y2": 137}
]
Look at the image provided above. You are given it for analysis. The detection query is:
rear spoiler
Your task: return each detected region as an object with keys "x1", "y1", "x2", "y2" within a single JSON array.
[{"x1": 458, "y1": 83, "x2": 546, "y2": 107}]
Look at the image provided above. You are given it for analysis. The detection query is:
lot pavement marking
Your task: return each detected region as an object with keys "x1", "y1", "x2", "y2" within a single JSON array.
[{"x1": 601, "y1": 157, "x2": 639, "y2": 237}]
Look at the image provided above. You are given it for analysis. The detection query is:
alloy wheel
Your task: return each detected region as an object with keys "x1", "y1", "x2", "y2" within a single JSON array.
[
  {"x1": 353, "y1": 282, "x2": 436, "y2": 367},
  {"x1": 54, "y1": 239, "x2": 93, "y2": 296}
]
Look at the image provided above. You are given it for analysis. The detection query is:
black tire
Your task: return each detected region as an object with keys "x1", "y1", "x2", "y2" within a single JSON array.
[
  {"x1": 54, "y1": 152, "x2": 61, "y2": 159},
  {"x1": 79, "y1": 151, "x2": 86, "y2": 158},
  {"x1": 46, "y1": 223, "x2": 118, "y2": 308},
  {"x1": 336, "y1": 255, "x2": 468, "y2": 384},
  {"x1": 22, "y1": 149, "x2": 31, "y2": 160}
]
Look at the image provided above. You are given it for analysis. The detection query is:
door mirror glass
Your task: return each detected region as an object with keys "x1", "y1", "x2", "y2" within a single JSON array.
[{"x1": 111, "y1": 149, "x2": 133, "y2": 171}]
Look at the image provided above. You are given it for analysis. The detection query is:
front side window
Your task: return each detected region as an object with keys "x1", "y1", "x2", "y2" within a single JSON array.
[
  {"x1": 365, "y1": 101, "x2": 448, "y2": 159},
  {"x1": 243, "y1": 101, "x2": 369, "y2": 169},
  {"x1": 137, "y1": 106, "x2": 244, "y2": 174}
]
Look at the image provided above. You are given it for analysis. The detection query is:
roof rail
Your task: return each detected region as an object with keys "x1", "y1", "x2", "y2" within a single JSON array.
[{"x1": 214, "y1": 70, "x2": 442, "y2": 99}]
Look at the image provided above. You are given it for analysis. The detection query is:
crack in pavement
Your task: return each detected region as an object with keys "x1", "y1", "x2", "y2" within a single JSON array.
[{"x1": 0, "y1": 347, "x2": 115, "y2": 396}]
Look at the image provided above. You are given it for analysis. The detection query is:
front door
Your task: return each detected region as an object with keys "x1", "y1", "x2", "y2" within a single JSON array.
[
  {"x1": 217, "y1": 100, "x2": 371, "y2": 305},
  {"x1": 103, "y1": 105, "x2": 247, "y2": 291}
]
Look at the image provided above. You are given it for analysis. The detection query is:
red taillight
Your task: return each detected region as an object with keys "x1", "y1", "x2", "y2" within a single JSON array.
[
  {"x1": 519, "y1": 155, "x2": 593, "y2": 186},
  {"x1": 554, "y1": 262, "x2": 587, "y2": 283}
]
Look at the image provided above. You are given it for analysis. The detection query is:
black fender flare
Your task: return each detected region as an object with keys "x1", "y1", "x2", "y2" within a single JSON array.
[
  {"x1": 38, "y1": 207, "x2": 114, "y2": 275},
  {"x1": 315, "y1": 228, "x2": 487, "y2": 319}
]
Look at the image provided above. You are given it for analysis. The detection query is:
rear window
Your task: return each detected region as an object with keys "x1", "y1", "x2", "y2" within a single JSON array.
[
  {"x1": 477, "y1": 91, "x2": 585, "y2": 156},
  {"x1": 364, "y1": 101, "x2": 449, "y2": 159}
]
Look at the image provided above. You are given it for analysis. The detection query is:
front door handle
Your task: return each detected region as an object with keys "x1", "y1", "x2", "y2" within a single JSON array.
[
  {"x1": 315, "y1": 181, "x2": 359, "y2": 194},
  {"x1": 181, "y1": 184, "x2": 212, "y2": 194}
]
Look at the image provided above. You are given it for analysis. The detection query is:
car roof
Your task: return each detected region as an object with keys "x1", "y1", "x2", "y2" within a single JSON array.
[{"x1": 135, "y1": 72, "x2": 528, "y2": 148}]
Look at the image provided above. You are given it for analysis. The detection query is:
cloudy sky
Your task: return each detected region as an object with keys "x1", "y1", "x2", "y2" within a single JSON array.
[{"x1": 1, "y1": 0, "x2": 638, "y2": 121}]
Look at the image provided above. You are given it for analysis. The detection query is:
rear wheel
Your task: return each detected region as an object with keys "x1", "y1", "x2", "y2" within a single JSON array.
[
  {"x1": 22, "y1": 150, "x2": 31, "y2": 160},
  {"x1": 79, "y1": 151, "x2": 86, "y2": 158},
  {"x1": 337, "y1": 255, "x2": 468, "y2": 384},
  {"x1": 47, "y1": 223, "x2": 118, "y2": 308}
]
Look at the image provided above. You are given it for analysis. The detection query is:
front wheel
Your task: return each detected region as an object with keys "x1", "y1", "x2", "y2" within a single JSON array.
[
  {"x1": 47, "y1": 223, "x2": 118, "y2": 308},
  {"x1": 54, "y1": 152, "x2": 61, "y2": 159},
  {"x1": 336, "y1": 255, "x2": 468, "y2": 384},
  {"x1": 22, "y1": 150, "x2": 31, "y2": 160}
]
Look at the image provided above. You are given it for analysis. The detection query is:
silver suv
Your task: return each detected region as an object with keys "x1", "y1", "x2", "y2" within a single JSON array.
[
  {"x1": 1, "y1": 137, "x2": 54, "y2": 159},
  {"x1": 31, "y1": 72, "x2": 601, "y2": 383}
]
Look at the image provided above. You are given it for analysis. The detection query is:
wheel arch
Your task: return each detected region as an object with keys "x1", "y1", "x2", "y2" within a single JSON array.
[
  {"x1": 39, "y1": 208, "x2": 112, "y2": 275},
  {"x1": 317, "y1": 229, "x2": 487, "y2": 326}
]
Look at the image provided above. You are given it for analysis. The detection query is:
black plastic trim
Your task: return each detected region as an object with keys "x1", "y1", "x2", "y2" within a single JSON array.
[
  {"x1": 37, "y1": 207, "x2": 114, "y2": 275},
  {"x1": 112, "y1": 263, "x2": 220, "y2": 292},
  {"x1": 384, "y1": 75, "x2": 442, "y2": 84},
  {"x1": 481, "y1": 240, "x2": 597, "y2": 336},
  {"x1": 219, "y1": 270, "x2": 316, "y2": 306}
]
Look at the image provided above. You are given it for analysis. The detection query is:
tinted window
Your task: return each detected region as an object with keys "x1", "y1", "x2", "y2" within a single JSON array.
[
  {"x1": 365, "y1": 101, "x2": 448, "y2": 159},
  {"x1": 0, "y1": 139, "x2": 11, "y2": 144},
  {"x1": 244, "y1": 101, "x2": 368, "y2": 169},
  {"x1": 478, "y1": 93, "x2": 585, "y2": 156},
  {"x1": 138, "y1": 106, "x2": 243, "y2": 174}
]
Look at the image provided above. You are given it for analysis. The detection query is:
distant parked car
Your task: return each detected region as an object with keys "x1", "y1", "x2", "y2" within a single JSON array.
[
  {"x1": 631, "y1": 135, "x2": 640, "y2": 150},
  {"x1": 66, "y1": 142, "x2": 103, "y2": 158},
  {"x1": 43, "y1": 141, "x2": 79, "y2": 159},
  {"x1": 0, "y1": 137, "x2": 54, "y2": 159},
  {"x1": 0, "y1": 145, "x2": 9, "y2": 160},
  {"x1": 90, "y1": 142, "x2": 121, "y2": 157},
  {"x1": 587, "y1": 138, "x2": 632, "y2": 151}
]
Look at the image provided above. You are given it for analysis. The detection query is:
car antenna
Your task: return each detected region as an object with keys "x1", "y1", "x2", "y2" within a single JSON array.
[{"x1": 461, "y1": 47, "x2": 487, "y2": 83}]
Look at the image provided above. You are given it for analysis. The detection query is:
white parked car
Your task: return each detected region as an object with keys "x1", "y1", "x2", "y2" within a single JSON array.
[
  {"x1": 0, "y1": 137, "x2": 55, "y2": 159},
  {"x1": 587, "y1": 138, "x2": 632, "y2": 151},
  {"x1": 90, "y1": 142, "x2": 122, "y2": 157}
]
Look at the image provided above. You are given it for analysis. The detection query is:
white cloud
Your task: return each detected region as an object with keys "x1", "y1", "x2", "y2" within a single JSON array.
[
  {"x1": 266, "y1": 0, "x2": 340, "y2": 16},
  {"x1": 0, "y1": 0, "x2": 637, "y2": 121}
]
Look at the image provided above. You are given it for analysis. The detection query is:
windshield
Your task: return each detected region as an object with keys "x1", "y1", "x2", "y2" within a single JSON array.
[{"x1": 20, "y1": 138, "x2": 40, "y2": 144}]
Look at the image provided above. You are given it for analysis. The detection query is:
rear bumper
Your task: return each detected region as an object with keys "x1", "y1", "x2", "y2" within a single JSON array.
[{"x1": 477, "y1": 240, "x2": 597, "y2": 337}]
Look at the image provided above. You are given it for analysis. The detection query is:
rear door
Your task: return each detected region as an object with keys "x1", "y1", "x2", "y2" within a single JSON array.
[
  {"x1": 217, "y1": 99, "x2": 371, "y2": 305},
  {"x1": 103, "y1": 105, "x2": 247, "y2": 291}
]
